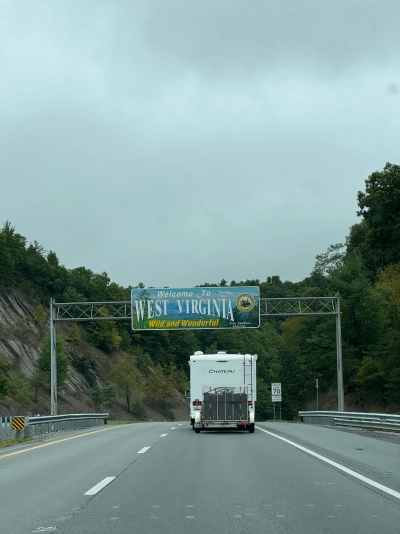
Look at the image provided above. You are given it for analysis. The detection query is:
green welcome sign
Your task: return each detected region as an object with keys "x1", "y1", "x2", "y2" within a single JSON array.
[{"x1": 131, "y1": 286, "x2": 260, "y2": 330}]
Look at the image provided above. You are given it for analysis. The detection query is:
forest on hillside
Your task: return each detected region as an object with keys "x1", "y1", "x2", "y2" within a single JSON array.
[{"x1": 1, "y1": 162, "x2": 400, "y2": 419}]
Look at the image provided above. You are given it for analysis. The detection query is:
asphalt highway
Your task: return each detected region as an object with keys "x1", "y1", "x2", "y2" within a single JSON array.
[{"x1": 1, "y1": 421, "x2": 399, "y2": 533}]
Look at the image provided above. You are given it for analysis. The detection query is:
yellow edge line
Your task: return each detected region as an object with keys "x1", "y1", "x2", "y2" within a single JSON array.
[{"x1": 0, "y1": 425, "x2": 122, "y2": 459}]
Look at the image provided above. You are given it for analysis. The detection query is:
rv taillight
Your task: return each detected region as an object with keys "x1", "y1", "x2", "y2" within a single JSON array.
[
  {"x1": 193, "y1": 400, "x2": 202, "y2": 406},
  {"x1": 248, "y1": 401, "x2": 253, "y2": 406}
]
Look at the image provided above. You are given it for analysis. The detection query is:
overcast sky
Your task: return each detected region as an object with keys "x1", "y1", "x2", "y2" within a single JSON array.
[{"x1": 1, "y1": 1, "x2": 399, "y2": 289}]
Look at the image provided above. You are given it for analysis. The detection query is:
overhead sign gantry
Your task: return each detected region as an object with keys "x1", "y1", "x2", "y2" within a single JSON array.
[{"x1": 49, "y1": 292, "x2": 343, "y2": 414}]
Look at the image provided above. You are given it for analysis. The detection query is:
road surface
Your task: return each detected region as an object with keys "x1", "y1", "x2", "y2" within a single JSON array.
[{"x1": 1, "y1": 421, "x2": 399, "y2": 533}]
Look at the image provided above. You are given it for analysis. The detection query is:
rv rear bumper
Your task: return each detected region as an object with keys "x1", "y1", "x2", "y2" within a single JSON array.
[{"x1": 194, "y1": 420, "x2": 250, "y2": 428}]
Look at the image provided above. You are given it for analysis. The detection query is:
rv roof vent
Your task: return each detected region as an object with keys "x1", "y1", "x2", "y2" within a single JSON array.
[
  {"x1": 212, "y1": 350, "x2": 228, "y2": 354},
  {"x1": 194, "y1": 351, "x2": 203, "y2": 355}
]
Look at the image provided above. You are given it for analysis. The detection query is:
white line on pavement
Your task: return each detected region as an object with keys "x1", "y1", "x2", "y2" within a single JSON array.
[
  {"x1": 138, "y1": 446, "x2": 151, "y2": 454},
  {"x1": 256, "y1": 426, "x2": 400, "y2": 501},
  {"x1": 84, "y1": 477, "x2": 116, "y2": 495},
  {"x1": 160, "y1": 434, "x2": 168, "y2": 437}
]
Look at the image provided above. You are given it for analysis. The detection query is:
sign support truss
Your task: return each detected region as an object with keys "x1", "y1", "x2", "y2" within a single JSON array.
[{"x1": 49, "y1": 294, "x2": 343, "y2": 415}]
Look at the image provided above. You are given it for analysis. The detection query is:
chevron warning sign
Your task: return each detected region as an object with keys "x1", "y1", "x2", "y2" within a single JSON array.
[{"x1": 12, "y1": 417, "x2": 25, "y2": 430}]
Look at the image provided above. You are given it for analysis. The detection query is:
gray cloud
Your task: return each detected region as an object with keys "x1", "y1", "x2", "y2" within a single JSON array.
[{"x1": 0, "y1": 1, "x2": 399, "y2": 289}]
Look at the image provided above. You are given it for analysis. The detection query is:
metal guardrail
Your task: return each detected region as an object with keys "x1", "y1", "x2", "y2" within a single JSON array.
[
  {"x1": 299, "y1": 411, "x2": 400, "y2": 431},
  {"x1": 0, "y1": 413, "x2": 109, "y2": 440}
]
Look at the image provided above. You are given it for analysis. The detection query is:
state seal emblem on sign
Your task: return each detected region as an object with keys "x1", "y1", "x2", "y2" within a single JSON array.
[{"x1": 237, "y1": 293, "x2": 255, "y2": 312}]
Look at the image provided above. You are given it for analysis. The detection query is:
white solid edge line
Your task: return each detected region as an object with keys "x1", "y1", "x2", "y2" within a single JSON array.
[
  {"x1": 255, "y1": 426, "x2": 400, "y2": 501},
  {"x1": 84, "y1": 476, "x2": 116, "y2": 496},
  {"x1": 138, "y1": 446, "x2": 151, "y2": 454}
]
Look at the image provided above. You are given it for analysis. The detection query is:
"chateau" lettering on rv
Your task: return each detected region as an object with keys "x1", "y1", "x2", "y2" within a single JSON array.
[{"x1": 209, "y1": 369, "x2": 236, "y2": 373}]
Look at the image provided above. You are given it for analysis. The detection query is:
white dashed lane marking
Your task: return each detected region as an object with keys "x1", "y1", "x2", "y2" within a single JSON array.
[
  {"x1": 84, "y1": 477, "x2": 116, "y2": 495},
  {"x1": 160, "y1": 434, "x2": 168, "y2": 437},
  {"x1": 138, "y1": 446, "x2": 151, "y2": 454}
]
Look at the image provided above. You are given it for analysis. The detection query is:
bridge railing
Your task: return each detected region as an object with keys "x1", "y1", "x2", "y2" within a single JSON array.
[{"x1": 299, "y1": 411, "x2": 400, "y2": 431}]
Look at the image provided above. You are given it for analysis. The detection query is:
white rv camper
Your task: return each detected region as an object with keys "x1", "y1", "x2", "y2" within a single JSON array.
[{"x1": 189, "y1": 351, "x2": 257, "y2": 433}]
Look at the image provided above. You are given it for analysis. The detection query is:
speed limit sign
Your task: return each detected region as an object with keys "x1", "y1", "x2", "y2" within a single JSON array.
[{"x1": 271, "y1": 382, "x2": 282, "y2": 402}]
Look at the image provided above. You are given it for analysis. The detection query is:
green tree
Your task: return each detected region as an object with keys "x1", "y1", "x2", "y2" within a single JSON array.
[
  {"x1": 9, "y1": 371, "x2": 34, "y2": 404},
  {"x1": 352, "y1": 162, "x2": 400, "y2": 279},
  {"x1": 355, "y1": 356, "x2": 385, "y2": 404},
  {"x1": 24, "y1": 242, "x2": 51, "y2": 290},
  {"x1": 91, "y1": 383, "x2": 118, "y2": 408},
  {"x1": 35, "y1": 334, "x2": 69, "y2": 390},
  {"x1": 162, "y1": 363, "x2": 189, "y2": 393},
  {"x1": 143, "y1": 366, "x2": 174, "y2": 408},
  {"x1": 71, "y1": 354, "x2": 97, "y2": 386},
  {"x1": 35, "y1": 305, "x2": 46, "y2": 325},
  {"x1": 0, "y1": 221, "x2": 26, "y2": 286},
  {"x1": 0, "y1": 233, "x2": 15, "y2": 286},
  {"x1": 313, "y1": 243, "x2": 346, "y2": 276},
  {"x1": 0, "y1": 355, "x2": 12, "y2": 398},
  {"x1": 62, "y1": 286, "x2": 87, "y2": 302},
  {"x1": 89, "y1": 321, "x2": 122, "y2": 353},
  {"x1": 110, "y1": 354, "x2": 141, "y2": 412},
  {"x1": 373, "y1": 264, "x2": 400, "y2": 403},
  {"x1": 332, "y1": 252, "x2": 380, "y2": 351},
  {"x1": 65, "y1": 323, "x2": 81, "y2": 344},
  {"x1": 256, "y1": 378, "x2": 273, "y2": 421}
]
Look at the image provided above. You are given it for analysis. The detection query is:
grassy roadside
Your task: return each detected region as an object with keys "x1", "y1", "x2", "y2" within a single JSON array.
[{"x1": 0, "y1": 436, "x2": 34, "y2": 448}]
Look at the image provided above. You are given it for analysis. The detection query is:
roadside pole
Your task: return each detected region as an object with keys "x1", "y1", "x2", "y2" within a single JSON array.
[
  {"x1": 50, "y1": 299, "x2": 57, "y2": 415},
  {"x1": 336, "y1": 293, "x2": 344, "y2": 411}
]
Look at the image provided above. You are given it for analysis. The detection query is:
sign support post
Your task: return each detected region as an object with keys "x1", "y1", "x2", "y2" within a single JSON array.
[
  {"x1": 50, "y1": 298, "x2": 57, "y2": 416},
  {"x1": 336, "y1": 293, "x2": 344, "y2": 411}
]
